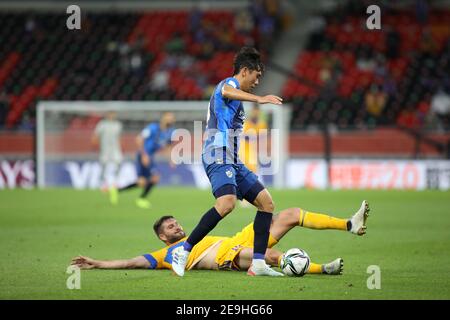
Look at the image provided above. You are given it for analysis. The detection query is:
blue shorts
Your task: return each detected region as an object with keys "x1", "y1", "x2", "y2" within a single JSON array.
[
  {"x1": 202, "y1": 159, "x2": 265, "y2": 202},
  {"x1": 136, "y1": 152, "x2": 157, "y2": 178}
]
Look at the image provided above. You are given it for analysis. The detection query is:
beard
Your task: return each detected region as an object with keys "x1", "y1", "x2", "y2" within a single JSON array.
[{"x1": 167, "y1": 231, "x2": 186, "y2": 244}]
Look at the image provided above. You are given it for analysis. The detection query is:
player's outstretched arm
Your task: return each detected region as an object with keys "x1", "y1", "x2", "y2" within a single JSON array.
[
  {"x1": 71, "y1": 255, "x2": 150, "y2": 270},
  {"x1": 222, "y1": 84, "x2": 282, "y2": 105}
]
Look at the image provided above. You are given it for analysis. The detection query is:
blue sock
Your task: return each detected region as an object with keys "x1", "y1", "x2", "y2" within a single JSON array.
[
  {"x1": 253, "y1": 211, "x2": 273, "y2": 260},
  {"x1": 183, "y1": 242, "x2": 193, "y2": 252},
  {"x1": 253, "y1": 253, "x2": 265, "y2": 260},
  {"x1": 183, "y1": 207, "x2": 222, "y2": 252}
]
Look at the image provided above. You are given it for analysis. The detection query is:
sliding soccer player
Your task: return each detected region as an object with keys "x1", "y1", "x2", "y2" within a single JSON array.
[{"x1": 71, "y1": 201, "x2": 370, "y2": 274}]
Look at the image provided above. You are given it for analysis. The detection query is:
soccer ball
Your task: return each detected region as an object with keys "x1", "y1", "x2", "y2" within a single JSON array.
[{"x1": 280, "y1": 248, "x2": 310, "y2": 277}]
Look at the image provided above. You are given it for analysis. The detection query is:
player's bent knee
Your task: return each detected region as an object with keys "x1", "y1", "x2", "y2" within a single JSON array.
[
  {"x1": 281, "y1": 207, "x2": 301, "y2": 226},
  {"x1": 215, "y1": 196, "x2": 236, "y2": 216},
  {"x1": 268, "y1": 200, "x2": 275, "y2": 212},
  {"x1": 259, "y1": 199, "x2": 275, "y2": 213},
  {"x1": 220, "y1": 202, "x2": 236, "y2": 215},
  {"x1": 253, "y1": 189, "x2": 275, "y2": 213}
]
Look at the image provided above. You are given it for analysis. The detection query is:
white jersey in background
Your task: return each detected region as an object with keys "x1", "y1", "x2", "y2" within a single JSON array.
[{"x1": 95, "y1": 119, "x2": 123, "y2": 164}]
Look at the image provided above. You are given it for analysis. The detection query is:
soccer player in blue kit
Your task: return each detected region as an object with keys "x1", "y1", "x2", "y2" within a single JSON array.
[
  {"x1": 172, "y1": 47, "x2": 284, "y2": 276},
  {"x1": 113, "y1": 112, "x2": 176, "y2": 209}
]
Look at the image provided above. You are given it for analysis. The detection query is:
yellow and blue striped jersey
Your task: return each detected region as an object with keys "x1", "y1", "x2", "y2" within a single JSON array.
[{"x1": 142, "y1": 235, "x2": 226, "y2": 270}]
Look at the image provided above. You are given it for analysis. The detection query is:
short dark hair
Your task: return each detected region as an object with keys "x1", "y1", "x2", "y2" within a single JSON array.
[
  {"x1": 153, "y1": 215, "x2": 174, "y2": 237},
  {"x1": 233, "y1": 47, "x2": 265, "y2": 75}
]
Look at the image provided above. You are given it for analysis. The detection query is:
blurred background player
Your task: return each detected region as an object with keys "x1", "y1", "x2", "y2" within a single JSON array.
[
  {"x1": 91, "y1": 111, "x2": 123, "y2": 202},
  {"x1": 113, "y1": 112, "x2": 176, "y2": 209},
  {"x1": 238, "y1": 103, "x2": 268, "y2": 208}
]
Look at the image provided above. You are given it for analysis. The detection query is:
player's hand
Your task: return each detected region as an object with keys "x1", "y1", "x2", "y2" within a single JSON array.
[
  {"x1": 257, "y1": 95, "x2": 283, "y2": 105},
  {"x1": 71, "y1": 256, "x2": 98, "y2": 269},
  {"x1": 141, "y1": 153, "x2": 151, "y2": 166}
]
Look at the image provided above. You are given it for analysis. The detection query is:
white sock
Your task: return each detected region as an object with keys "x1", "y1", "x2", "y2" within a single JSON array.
[{"x1": 252, "y1": 259, "x2": 266, "y2": 268}]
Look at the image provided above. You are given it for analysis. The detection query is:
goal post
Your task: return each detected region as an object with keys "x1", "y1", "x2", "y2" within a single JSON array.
[{"x1": 36, "y1": 101, "x2": 292, "y2": 189}]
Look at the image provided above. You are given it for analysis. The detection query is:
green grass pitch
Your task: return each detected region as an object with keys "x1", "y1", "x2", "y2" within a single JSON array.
[{"x1": 0, "y1": 187, "x2": 449, "y2": 300}]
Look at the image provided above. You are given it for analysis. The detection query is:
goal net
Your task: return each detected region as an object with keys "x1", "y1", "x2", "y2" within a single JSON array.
[{"x1": 36, "y1": 101, "x2": 291, "y2": 189}]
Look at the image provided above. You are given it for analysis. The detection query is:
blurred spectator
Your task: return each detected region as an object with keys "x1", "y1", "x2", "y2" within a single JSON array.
[
  {"x1": 25, "y1": 16, "x2": 36, "y2": 33},
  {"x1": 431, "y1": 88, "x2": 450, "y2": 116},
  {"x1": 23, "y1": 15, "x2": 43, "y2": 41},
  {"x1": 132, "y1": 32, "x2": 147, "y2": 51},
  {"x1": 214, "y1": 22, "x2": 234, "y2": 51},
  {"x1": 279, "y1": 0, "x2": 295, "y2": 29},
  {"x1": 149, "y1": 67, "x2": 169, "y2": 92},
  {"x1": 365, "y1": 84, "x2": 387, "y2": 118},
  {"x1": 192, "y1": 20, "x2": 216, "y2": 60},
  {"x1": 320, "y1": 54, "x2": 342, "y2": 85},
  {"x1": 417, "y1": 94, "x2": 431, "y2": 126},
  {"x1": 129, "y1": 52, "x2": 144, "y2": 76},
  {"x1": 161, "y1": 53, "x2": 181, "y2": 70},
  {"x1": 157, "y1": 53, "x2": 194, "y2": 94},
  {"x1": 117, "y1": 34, "x2": 148, "y2": 77},
  {"x1": 415, "y1": 0, "x2": 429, "y2": 25},
  {"x1": 188, "y1": 6, "x2": 203, "y2": 34},
  {"x1": 382, "y1": 74, "x2": 397, "y2": 97},
  {"x1": 436, "y1": 54, "x2": 450, "y2": 92},
  {"x1": 419, "y1": 68, "x2": 437, "y2": 91},
  {"x1": 357, "y1": 47, "x2": 376, "y2": 71},
  {"x1": 265, "y1": 0, "x2": 282, "y2": 30},
  {"x1": 386, "y1": 27, "x2": 401, "y2": 59},
  {"x1": 419, "y1": 29, "x2": 438, "y2": 56},
  {"x1": 165, "y1": 32, "x2": 186, "y2": 54},
  {"x1": 249, "y1": 0, "x2": 284, "y2": 53},
  {"x1": 178, "y1": 54, "x2": 195, "y2": 71},
  {"x1": 118, "y1": 42, "x2": 131, "y2": 73},
  {"x1": 374, "y1": 54, "x2": 388, "y2": 78},
  {"x1": 258, "y1": 15, "x2": 275, "y2": 52},
  {"x1": 318, "y1": 56, "x2": 342, "y2": 121},
  {"x1": 0, "y1": 92, "x2": 9, "y2": 127},
  {"x1": 199, "y1": 41, "x2": 215, "y2": 60},
  {"x1": 249, "y1": 0, "x2": 266, "y2": 24},
  {"x1": 265, "y1": 0, "x2": 280, "y2": 15},
  {"x1": 234, "y1": 10, "x2": 254, "y2": 36},
  {"x1": 19, "y1": 111, "x2": 35, "y2": 132},
  {"x1": 429, "y1": 87, "x2": 450, "y2": 130},
  {"x1": 397, "y1": 106, "x2": 421, "y2": 129}
]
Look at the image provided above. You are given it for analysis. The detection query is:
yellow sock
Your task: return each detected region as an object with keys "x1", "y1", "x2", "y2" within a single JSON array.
[
  {"x1": 307, "y1": 262, "x2": 323, "y2": 274},
  {"x1": 299, "y1": 208, "x2": 348, "y2": 231},
  {"x1": 279, "y1": 256, "x2": 323, "y2": 274}
]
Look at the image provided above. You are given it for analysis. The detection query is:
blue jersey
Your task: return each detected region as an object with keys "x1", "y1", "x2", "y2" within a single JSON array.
[
  {"x1": 202, "y1": 77, "x2": 245, "y2": 165},
  {"x1": 141, "y1": 123, "x2": 174, "y2": 157}
]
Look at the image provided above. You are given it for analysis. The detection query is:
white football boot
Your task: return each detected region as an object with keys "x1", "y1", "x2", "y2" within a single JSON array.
[
  {"x1": 171, "y1": 246, "x2": 189, "y2": 277},
  {"x1": 323, "y1": 258, "x2": 344, "y2": 275},
  {"x1": 350, "y1": 200, "x2": 370, "y2": 236},
  {"x1": 247, "y1": 261, "x2": 284, "y2": 277}
]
